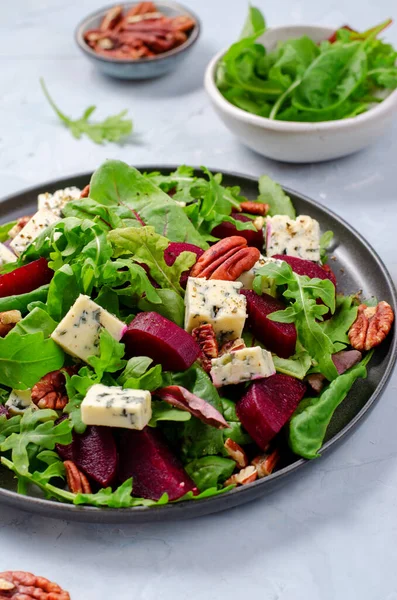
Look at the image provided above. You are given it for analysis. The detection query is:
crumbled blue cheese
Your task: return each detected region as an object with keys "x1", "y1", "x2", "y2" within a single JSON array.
[
  {"x1": 38, "y1": 187, "x2": 81, "y2": 217},
  {"x1": 5, "y1": 389, "x2": 37, "y2": 415},
  {"x1": 238, "y1": 254, "x2": 283, "y2": 293},
  {"x1": 81, "y1": 384, "x2": 152, "y2": 430},
  {"x1": 10, "y1": 209, "x2": 61, "y2": 256},
  {"x1": 51, "y1": 294, "x2": 126, "y2": 362},
  {"x1": 184, "y1": 277, "x2": 247, "y2": 343},
  {"x1": 210, "y1": 346, "x2": 275, "y2": 387},
  {"x1": 266, "y1": 215, "x2": 320, "y2": 261},
  {"x1": 0, "y1": 243, "x2": 17, "y2": 267}
]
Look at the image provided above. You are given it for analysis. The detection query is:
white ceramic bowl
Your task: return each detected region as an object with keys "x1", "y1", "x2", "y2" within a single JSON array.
[{"x1": 204, "y1": 25, "x2": 397, "y2": 163}]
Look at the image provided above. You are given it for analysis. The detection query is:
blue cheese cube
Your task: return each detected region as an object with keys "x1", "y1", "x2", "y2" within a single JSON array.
[
  {"x1": 81, "y1": 384, "x2": 152, "y2": 430},
  {"x1": 6, "y1": 389, "x2": 37, "y2": 415},
  {"x1": 51, "y1": 294, "x2": 127, "y2": 362},
  {"x1": 266, "y1": 215, "x2": 320, "y2": 261},
  {"x1": 0, "y1": 243, "x2": 17, "y2": 267},
  {"x1": 185, "y1": 277, "x2": 247, "y2": 343},
  {"x1": 38, "y1": 187, "x2": 81, "y2": 217},
  {"x1": 210, "y1": 346, "x2": 276, "y2": 387},
  {"x1": 10, "y1": 209, "x2": 60, "y2": 256}
]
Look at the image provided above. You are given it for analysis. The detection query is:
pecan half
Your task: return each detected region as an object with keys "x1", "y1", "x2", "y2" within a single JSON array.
[
  {"x1": 80, "y1": 184, "x2": 90, "y2": 198},
  {"x1": 348, "y1": 301, "x2": 394, "y2": 351},
  {"x1": 100, "y1": 4, "x2": 123, "y2": 31},
  {"x1": 224, "y1": 438, "x2": 248, "y2": 469},
  {"x1": 239, "y1": 201, "x2": 269, "y2": 216},
  {"x1": 192, "y1": 323, "x2": 218, "y2": 373},
  {"x1": 252, "y1": 449, "x2": 279, "y2": 478},
  {"x1": 126, "y1": 2, "x2": 157, "y2": 17},
  {"x1": 0, "y1": 310, "x2": 21, "y2": 337},
  {"x1": 0, "y1": 571, "x2": 70, "y2": 600},
  {"x1": 225, "y1": 465, "x2": 257, "y2": 487},
  {"x1": 219, "y1": 338, "x2": 246, "y2": 356},
  {"x1": 64, "y1": 460, "x2": 92, "y2": 494},
  {"x1": 190, "y1": 236, "x2": 260, "y2": 281},
  {"x1": 31, "y1": 367, "x2": 77, "y2": 410}
]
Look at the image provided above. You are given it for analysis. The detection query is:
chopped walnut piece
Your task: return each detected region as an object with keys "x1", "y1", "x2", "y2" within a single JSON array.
[
  {"x1": 348, "y1": 301, "x2": 394, "y2": 351},
  {"x1": 0, "y1": 310, "x2": 22, "y2": 337}
]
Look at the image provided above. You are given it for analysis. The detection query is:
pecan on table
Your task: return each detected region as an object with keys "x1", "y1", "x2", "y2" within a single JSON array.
[
  {"x1": 0, "y1": 310, "x2": 22, "y2": 337},
  {"x1": 224, "y1": 438, "x2": 248, "y2": 469},
  {"x1": 64, "y1": 460, "x2": 92, "y2": 494},
  {"x1": 192, "y1": 324, "x2": 218, "y2": 372},
  {"x1": 348, "y1": 301, "x2": 394, "y2": 351},
  {"x1": 190, "y1": 236, "x2": 260, "y2": 281},
  {"x1": 0, "y1": 571, "x2": 70, "y2": 600},
  {"x1": 31, "y1": 366, "x2": 77, "y2": 410},
  {"x1": 239, "y1": 201, "x2": 269, "y2": 216}
]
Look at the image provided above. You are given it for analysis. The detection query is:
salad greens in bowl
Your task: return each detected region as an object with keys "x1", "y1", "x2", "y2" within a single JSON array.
[
  {"x1": 204, "y1": 7, "x2": 397, "y2": 162},
  {"x1": 0, "y1": 161, "x2": 394, "y2": 522}
]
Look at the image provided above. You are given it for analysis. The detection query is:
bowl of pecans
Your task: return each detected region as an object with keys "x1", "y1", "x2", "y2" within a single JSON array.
[{"x1": 75, "y1": 1, "x2": 200, "y2": 79}]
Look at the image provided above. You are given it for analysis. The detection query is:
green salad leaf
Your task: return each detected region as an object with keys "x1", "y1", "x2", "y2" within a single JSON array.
[
  {"x1": 87, "y1": 329, "x2": 126, "y2": 379},
  {"x1": 0, "y1": 220, "x2": 17, "y2": 243},
  {"x1": 321, "y1": 295, "x2": 359, "y2": 351},
  {"x1": 185, "y1": 456, "x2": 235, "y2": 490},
  {"x1": 0, "y1": 285, "x2": 49, "y2": 314},
  {"x1": 258, "y1": 175, "x2": 296, "y2": 218}
]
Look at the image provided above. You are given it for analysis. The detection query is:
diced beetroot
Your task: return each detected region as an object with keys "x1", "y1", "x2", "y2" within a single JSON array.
[
  {"x1": 164, "y1": 242, "x2": 204, "y2": 288},
  {"x1": 241, "y1": 290, "x2": 297, "y2": 358},
  {"x1": 236, "y1": 374, "x2": 306, "y2": 451},
  {"x1": 212, "y1": 213, "x2": 264, "y2": 251},
  {"x1": 0, "y1": 258, "x2": 53, "y2": 298},
  {"x1": 117, "y1": 427, "x2": 198, "y2": 501},
  {"x1": 272, "y1": 255, "x2": 337, "y2": 288},
  {"x1": 56, "y1": 425, "x2": 117, "y2": 487},
  {"x1": 0, "y1": 405, "x2": 9, "y2": 419},
  {"x1": 122, "y1": 312, "x2": 200, "y2": 371}
]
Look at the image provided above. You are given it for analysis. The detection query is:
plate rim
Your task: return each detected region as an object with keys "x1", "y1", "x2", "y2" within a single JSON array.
[{"x1": 0, "y1": 165, "x2": 396, "y2": 521}]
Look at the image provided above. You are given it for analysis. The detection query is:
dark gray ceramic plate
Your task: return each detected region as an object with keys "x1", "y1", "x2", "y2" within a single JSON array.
[{"x1": 0, "y1": 167, "x2": 396, "y2": 523}]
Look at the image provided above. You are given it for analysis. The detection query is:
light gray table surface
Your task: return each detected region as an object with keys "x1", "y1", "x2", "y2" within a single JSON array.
[{"x1": 1, "y1": 0, "x2": 397, "y2": 598}]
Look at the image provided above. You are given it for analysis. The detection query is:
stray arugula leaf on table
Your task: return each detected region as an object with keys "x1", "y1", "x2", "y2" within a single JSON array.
[{"x1": 40, "y1": 78, "x2": 132, "y2": 145}]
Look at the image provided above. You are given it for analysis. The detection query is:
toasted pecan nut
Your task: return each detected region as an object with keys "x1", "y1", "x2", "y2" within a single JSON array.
[
  {"x1": 64, "y1": 460, "x2": 92, "y2": 494},
  {"x1": 192, "y1": 324, "x2": 218, "y2": 358},
  {"x1": 190, "y1": 236, "x2": 248, "y2": 279},
  {"x1": 100, "y1": 5, "x2": 123, "y2": 31},
  {"x1": 172, "y1": 15, "x2": 196, "y2": 32},
  {"x1": 31, "y1": 367, "x2": 77, "y2": 410},
  {"x1": 224, "y1": 438, "x2": 248, "y2": 469},
  {"x1": 0, "y1": 310, "x2": 22, "y2": 337},
  {"x1": 0, "y1": 571, "x2": 70, "y2": 600},
  {"x1": 225, "y1": 465, "x2": 257, "y2": 487},
  {"x1": 252, "y1": 449, "x2": 279, "y2": 478},
  {"x1": 219, "y1": 338, "x2": 246, "y2": 356},
  {"x1": 239, "y1": 201, "x2": 269, "y2": 216},
  {"x1": 348, "y1": 301, "x2": 394, "y2": 351},
  {"x1": 211, "y1": 246, "x2": 260, "y2": 281},
  {"x1": 80, "y1": 184, "x2": 90, "y2": 198},
  {"x1": 126, "y1": 2, "x2": 157, "y2": 17}
]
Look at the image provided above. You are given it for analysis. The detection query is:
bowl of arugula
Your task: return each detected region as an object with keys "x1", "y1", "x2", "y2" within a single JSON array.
[{"x1": 204, "y1": 7, "x2": 397, "y2": 163}]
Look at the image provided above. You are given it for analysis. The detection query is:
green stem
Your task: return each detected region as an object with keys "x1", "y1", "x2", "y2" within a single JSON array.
[
  {"x1": 40, "y1": 78, "x2": 71, "y2": 125},
  {"x1": 269, "y1": 79, "x2": 302, "y2": 120}
]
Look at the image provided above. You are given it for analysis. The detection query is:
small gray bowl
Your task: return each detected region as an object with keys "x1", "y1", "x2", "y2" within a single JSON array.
[{"x1": 75, "y1": 1, "x2": 200, "y2": 80}]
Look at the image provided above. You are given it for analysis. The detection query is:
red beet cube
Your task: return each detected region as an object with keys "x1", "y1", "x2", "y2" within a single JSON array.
[
  {"x1": 0, "y1": 257, "x2": 53, "y2": 298},
  {"x1": 57, "y1": 425, "x2": 117, "y2": 487},
  {"x1": 272, "y1": 255, "x2": 337, "y2": 287},
  {"x1": 241, "y1": 290, "x2": 297, "y2": 358},
  {"x1": 236, "y1": 374, "x2": 306, "y2": 450},
  {"x1": 118, "y1": 427, "x2": 198, "y2": 501},
  {"x1": 212, "y1": 213, "x2": 264, "y2": 251},
  {"x1": 122, "y1": 312, "x2": 200, "y2": 371}
]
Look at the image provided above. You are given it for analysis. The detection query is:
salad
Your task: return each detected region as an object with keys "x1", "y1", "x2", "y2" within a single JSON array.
[
  {"x1": 216, "y1": 7, "x2": 397, "y2": 122},
  {"x1": 0, "y1": 160, "x2": 393, "y2": 509}
]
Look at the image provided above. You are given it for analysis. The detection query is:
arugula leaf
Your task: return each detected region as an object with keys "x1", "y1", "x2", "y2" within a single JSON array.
[
  {"x1": 138, "y1": 289, "x2": 185, "y2": 327},
  {"x1": 89, "y1": 160, "x2": 207, "y2": 248},
  {"x1": 46, "y1": 264, "x2": 80, "y2": 321},
  {"x1": 320, "y1": 230, "x2": 334, "y2": 262},
  {"x1": 0, "y1": 220, "x2": 17, "y2": 242},
  {"x1": 255, "y1": 261, "x2": 338, "y2": 380},
  {"x1": 0, "y1": 331, "x2": 64, "y2": 389},
  {"x1": 122, "y1": 363, "x2": 163, "y2": 392},
  {"x1": 149, "y1": 401, "x2": 191, "y2": 426},
  {"x1": 0, "y1": 284, "x2": 49, "y2": 314},
  {"x1": 321, "y1": 295, "x2": 358, "y2": 350},
  {"x1": 258, "y1": 175, "x2": 296, "y2": 218},
  {"x1": 40, "y1": 79, "x2": 132, "y2": 145},
  {"x1": 13, "y1": 307, "x2": 57, "y2": 338},
  {"x1": 109, "y1": 226, "x2": 196, "y2": 296},
  {"x1": 240, "y1": 4, "x2": 266, "y2": 39},
  {"x1": 0, "y1": 414, "x2": 21, "y2": 444},
  {"x1": 0, "y1": 409, "x2": 72, "y2": 475},
  {"x1": 87, "y1": 329, "x2": 126, "y2": 380},
  {"x1": 185, "y1": 456, "x2": 235, "y2": 490}
]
